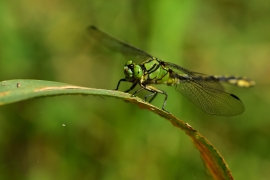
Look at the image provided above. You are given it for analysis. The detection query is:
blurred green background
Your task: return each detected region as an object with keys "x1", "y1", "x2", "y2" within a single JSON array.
[{"x1": 0, "y1": 0, "x2": 269, "y2": 179}]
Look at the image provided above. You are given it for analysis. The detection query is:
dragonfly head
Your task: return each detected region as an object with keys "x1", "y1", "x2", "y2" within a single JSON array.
[{"x1": 124, "y1": 60, "x2": 143, "y2": 81}]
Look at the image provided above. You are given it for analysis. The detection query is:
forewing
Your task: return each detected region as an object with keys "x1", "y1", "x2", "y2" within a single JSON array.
[
  {"x1": 175, "y1": 75, "x2": 244, "y2": 116},
  {"x1": 88, "y1": 26, "x2": 152, "y2": 62}
]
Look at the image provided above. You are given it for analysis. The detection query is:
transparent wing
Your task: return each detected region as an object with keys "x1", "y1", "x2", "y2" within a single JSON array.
[
  {"x1": 174, "y1": 74, "x2": 245, "y2": 116},
  {"x1": 88, "y1": 26, "x2": 152, "y2": 62},
  {"x1": 164, "y1": 61, "x2": 225, "y2": 91},
  {"x1": 164, "y1": 62, "x2": 244, "y2": 116}
]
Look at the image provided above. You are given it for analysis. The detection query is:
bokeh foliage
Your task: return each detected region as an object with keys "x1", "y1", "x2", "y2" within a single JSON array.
[{"x1": 0, "y1": 0, "x2": 269, "y2": 179}]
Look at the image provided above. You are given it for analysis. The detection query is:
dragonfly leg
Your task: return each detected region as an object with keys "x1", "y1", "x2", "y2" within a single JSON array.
[
  {"x1": 161, "y1": 92, "x2": 169, "y2": 113},
  {"x1": 131, "y1": 87, "x2": 145, "y2": 97},
  {"x1": 144, "y1": 92, "x2": 155, "y2": 101},
  {"x1": 148, "y1": 93, "x2": 158, "y2": 103},
  {"x1": 140, "y1": 84, "x2": 169, "y2": 113},
  {"x1": 154, "y1": 89, "x2": 169, "y2": 112},
  {"x1": 115, "y1": 78, "x2": 127, "y2": 90},
  {"x1": 132, "y1": 87, "x2": 157, "y2": 101},
  {"x1": 125, "y1": 82, "x2": 138, "y2": 93}
]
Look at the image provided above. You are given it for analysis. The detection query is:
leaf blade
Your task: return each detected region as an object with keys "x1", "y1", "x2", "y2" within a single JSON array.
[{"x1": 0, "y1": 79, "x2": 233, "y2": 180}]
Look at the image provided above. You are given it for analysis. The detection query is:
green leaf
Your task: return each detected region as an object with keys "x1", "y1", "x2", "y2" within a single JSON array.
[{"x1": 0, "y1": 79, "x2": 233, "y2": 180}]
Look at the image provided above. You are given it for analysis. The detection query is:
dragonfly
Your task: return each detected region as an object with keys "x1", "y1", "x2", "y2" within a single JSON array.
[{"x1": 88, "y1": 25, "x2": 255, "y2": 116}]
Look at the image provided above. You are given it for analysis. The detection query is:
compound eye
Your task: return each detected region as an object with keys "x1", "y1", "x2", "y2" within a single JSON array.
[{"x1": 133, "y1": 65, "x2": 143, "y2": 79}]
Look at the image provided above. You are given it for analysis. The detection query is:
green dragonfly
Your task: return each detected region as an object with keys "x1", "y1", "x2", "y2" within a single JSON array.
[{"x1": 88, "y1": 25, "x2": 255, "y2": 116}]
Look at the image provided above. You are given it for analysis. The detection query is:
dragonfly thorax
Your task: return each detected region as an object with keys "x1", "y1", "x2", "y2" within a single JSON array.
[{"x1": 124, "y1": 60, "x2": 143, "y2": 81}]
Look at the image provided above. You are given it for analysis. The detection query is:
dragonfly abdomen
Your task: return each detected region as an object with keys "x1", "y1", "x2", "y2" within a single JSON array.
[
  {"x1": 212, "y1": 75, "x2": 255, "y2": 88},
  {"x1": 172, "y1": 74, "x2": 255, "y2": 88}
]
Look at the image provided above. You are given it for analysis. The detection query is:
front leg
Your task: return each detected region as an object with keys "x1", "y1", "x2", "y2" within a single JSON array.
[
  {"x1": 125, "y1": 82, "x2": 138, "y2": 93},
  {"x1": 115, "y1": 78, "x2": 127, "y2": 90},
  {"x1": 115, "y1": 78, "x2": 139, "y2": 94}
]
